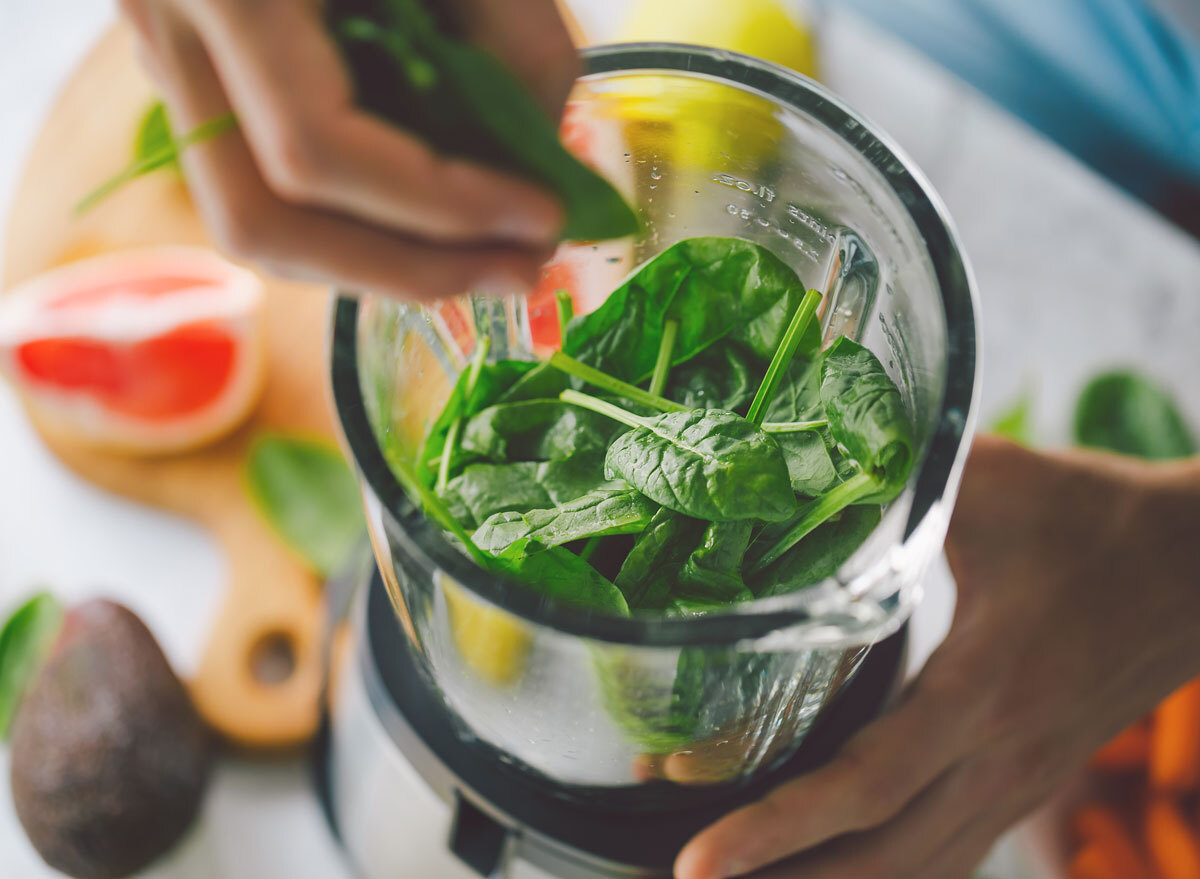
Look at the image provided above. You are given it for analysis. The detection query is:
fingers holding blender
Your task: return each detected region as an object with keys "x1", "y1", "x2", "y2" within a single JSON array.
[
  {"x1": 148, "y1": 16, "x2": 551, "y2": 301},
  {"x1": 675, "y1": 674, "x2": 976, "y2": 879}
]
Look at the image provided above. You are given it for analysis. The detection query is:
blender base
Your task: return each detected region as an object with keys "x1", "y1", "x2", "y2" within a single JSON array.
[{"x1": 315, "y1": 571, "x2": 907, "y2": 879}]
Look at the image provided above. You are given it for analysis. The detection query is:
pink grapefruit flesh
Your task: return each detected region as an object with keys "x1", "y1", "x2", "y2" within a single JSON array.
[{"x1": 0, "y1": 248, "x2": 265, "y2": 454}]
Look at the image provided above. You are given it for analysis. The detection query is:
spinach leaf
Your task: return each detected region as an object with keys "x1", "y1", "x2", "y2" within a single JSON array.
[
  {"x1": 614, "y1": 509, "x2": 706, "y2": 610},
  {"x1": 0, "y1": 593, "x2": 63, "y2": 738},
  {"x1": 820, "y1": 336, "x2": 914, "y2": 493},
  {"x1": 460, "y1": 399, "x2": 626, "y2": 462},
  {"x1": 1073, "y1": 371, "x2": 1196, "y2": 459},
  {"x1": 774, "y1": 430, "x2": 839, "y2": 497},
  {"x1": 746, "y1": 340, "x2": 911, "y2": 574},
  {"x1": 496, "y1": 360, "x2": 570, "y2": 405},
  {"x1": 135, "y1": 102, "x2": 177, "y2": 172},
  {"x1": 246, "y1": 435, "x2": 365, "y2": 577},
  {"x1": 666, "y1": 342, "x2": 759, "y2": 412},
  {"x1": 473, "y1": 483, "x2": 658, "y2": 553},
  {"x1": 677, "y1": 520, "x2": 755, "y2": 603},
  {"x1": 493, "y1": 540, "x2": 630, "y2": 615},
  {"x1": 762, "y1": 358, "x2": 823, "y2": 424},
  {"x1": 596, "y1": 648, "x2": 775, "y2": 755},
  {"x1": 332, "y1": 0, "x2": 637, "y2": 241},
  {"x1": 568, "y1": 392, "x2": 795, "y2": 522},
  {"x1": 595, "y1": 652, "x2": 702, "y2": 752},
  {"x1": 563, "y1": 237, "x2": 811, "y2": 383},
  {"x1": 438, "y1": 455, "x2": 606, "y2": 528},
  {"x1": 418, "y1": 358, "x2": 539, "y2": 486},
  {"x1": 750, "y1": 505, "x2": 882, "y2": 597}
]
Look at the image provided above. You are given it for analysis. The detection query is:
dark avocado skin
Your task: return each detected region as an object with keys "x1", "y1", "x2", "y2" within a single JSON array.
[{"x1": 9, "y1": 599, "x2": 213, "y2": 879}]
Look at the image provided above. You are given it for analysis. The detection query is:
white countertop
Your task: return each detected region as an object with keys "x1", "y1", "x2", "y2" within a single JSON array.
[{"x1": 2, "y1": 2, "x2": 1199, "y2": 877}]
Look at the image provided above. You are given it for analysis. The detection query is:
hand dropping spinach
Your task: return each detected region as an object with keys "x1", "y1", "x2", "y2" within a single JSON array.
[
  {"x1": 82, "y1": 2, "x2": 637, "y2": 243},
  {"x1": 332, "y1": 0, "x2": 636, "y2": 241}
]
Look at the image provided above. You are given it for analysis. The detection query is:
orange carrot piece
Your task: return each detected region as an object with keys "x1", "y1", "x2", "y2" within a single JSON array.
[
  {"x1": 1151, "y1": 680, "x2": 1200, "y2": 793},
  {"x1": 1145, "y1": 797, "x2": 1200, "y2": 879},
  {"x1": 1069, "y1": 844, "x2": 1124, "y2": 879},
  {"x1": 1091, "y1": 722, "x2": 1152, "y2": 772},
  {"x1": 1071, "y1": 804, "x2": 1156, "y2": 879}
]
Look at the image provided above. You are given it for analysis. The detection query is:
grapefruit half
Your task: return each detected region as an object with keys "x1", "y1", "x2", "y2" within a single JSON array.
[{"x1": 0, "y1": 248, "x2": 265, "y2": 454}]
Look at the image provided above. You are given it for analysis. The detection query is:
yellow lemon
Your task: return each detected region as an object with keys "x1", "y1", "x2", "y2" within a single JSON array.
[
  {"x1": 608, "y1": 0, "x2": 821, "y2": 178},
  {"x1": 619, "y1": 0, "x2": 819, "y2": 78},
  {"x1": 442, "y1": 575, "x2": 532, "y2": 686}
]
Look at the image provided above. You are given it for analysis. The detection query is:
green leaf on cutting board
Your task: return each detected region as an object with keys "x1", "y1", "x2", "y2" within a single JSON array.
[
  {"x1": 1073, "y1": 371, "x2": 1196, "y2": 460},
  {"x1": 0, "y1": 593, "x2": 64, "y2": 738},
  {"x1": 76, "y1": 108, "x2": 237, "y2": 214},
  {"x1": 246, "y1": 435, "x2": 365, "y2": 577},
  {"x1": 135, "y1": 102, "x2": 178, "y2": 170},
  {"x1": 990, "y1": 387, "x2": 1035, "y2": 447}
]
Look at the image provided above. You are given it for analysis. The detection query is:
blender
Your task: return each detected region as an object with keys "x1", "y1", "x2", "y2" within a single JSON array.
[{"x1": 322, "y1": 43, "x2": 980, "y2": 879}]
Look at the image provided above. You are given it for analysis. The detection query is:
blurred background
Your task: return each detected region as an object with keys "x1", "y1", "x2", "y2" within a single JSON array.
[{"x1": 0, "y1": 1, "x2": 1198, "y2": 878}]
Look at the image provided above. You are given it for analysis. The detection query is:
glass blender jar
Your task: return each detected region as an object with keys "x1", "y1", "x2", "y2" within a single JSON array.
[{"x1": 328, "y1": 43, "x2": 979, "y2": 878}]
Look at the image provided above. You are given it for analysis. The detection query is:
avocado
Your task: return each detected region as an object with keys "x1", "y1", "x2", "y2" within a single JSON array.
[{"x1": 9, "y1": 599, "x2": 213, "y2": 878}]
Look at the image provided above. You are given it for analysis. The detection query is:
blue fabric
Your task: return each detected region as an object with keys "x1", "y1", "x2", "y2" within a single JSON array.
[{"x1": 840, "y1": 0, "x2": 1200, "y2": 207}]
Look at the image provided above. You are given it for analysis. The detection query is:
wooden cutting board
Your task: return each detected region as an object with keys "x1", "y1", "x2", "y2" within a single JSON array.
[{"x1": 2, "y1": 24, "x2": 332, "y2": 750}]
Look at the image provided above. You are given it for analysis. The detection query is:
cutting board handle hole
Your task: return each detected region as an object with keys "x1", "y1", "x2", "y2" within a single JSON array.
[{"x1": 250, "y1": 630, "x2": 297, "y2": 686}]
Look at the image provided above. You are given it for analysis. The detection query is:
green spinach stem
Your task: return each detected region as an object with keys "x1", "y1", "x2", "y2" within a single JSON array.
[
  {"x1": 647, "y1": 319, "x2": 679, "y2": 398},
  {"x1": 437, "y1": 336, "x2": 490, "y2": 493},
  {"x1": 746, "y1": 288, "x2": 823, "y2": 425},
  {"x1": 436, "y1": 419, "x2": 460, "y2": 492},
  {"x1": 579, "y1": 536, "x2": 603, "y2": 563},
  {"x1": 548, "y1": 351, "x2": 686, "y2": 413},
  {"x1": 747, "y1": 471, "x2": 879, "y2": 573},
  {"x1": 76, "y1": 113, "x2": 239, "y2": 214},
  {"x1": 392, "y1": 455, "x2": 492, "y2": 568},
  {"x1": 559, "y1": 390, "x2": 648, "y2": 429},
  {"x1": 555, "y1": 289, "x2": 574, "y2": 341},
  {"x1": 761, "y1": 419, "x2": 828, "y2": 434}
]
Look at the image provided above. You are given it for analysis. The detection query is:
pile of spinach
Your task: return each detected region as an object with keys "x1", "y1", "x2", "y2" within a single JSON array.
[
  {"x1": 395, "y1": 235, "x2": 913, "y2": 753},
  {"x1": 403, "y1": 236, "x2": 914, "y2": 617}
]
